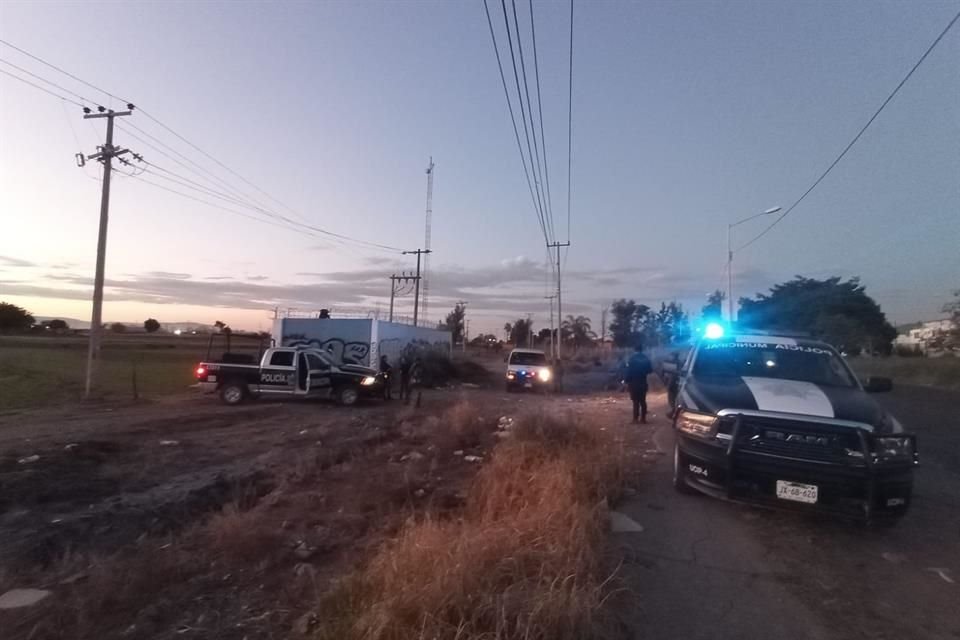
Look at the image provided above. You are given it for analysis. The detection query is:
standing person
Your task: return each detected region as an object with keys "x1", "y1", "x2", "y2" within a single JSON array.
[
  {"x1": 399, "y1": 354, "x2": 412, "y2": 404},
  {"x1": 625, "y1": 343, "x2": 653, "y2": 423},
  {"x1": 379, "y1": 354, "x2": 393, "y2": 401}
]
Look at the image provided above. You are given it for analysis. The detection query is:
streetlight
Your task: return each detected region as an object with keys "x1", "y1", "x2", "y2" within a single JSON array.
[{"x1": 727, "y1": 206, "x2": 781, "y2": 322}]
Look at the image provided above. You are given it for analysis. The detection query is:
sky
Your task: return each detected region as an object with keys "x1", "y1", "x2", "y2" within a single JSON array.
[{"x1": 1, "y1": 0, "x2": 957, "y2": 335}]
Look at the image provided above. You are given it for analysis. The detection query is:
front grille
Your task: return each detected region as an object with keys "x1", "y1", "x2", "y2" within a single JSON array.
[{"x1": 735, "y1": 417, "x2": 866, "y2": 465}]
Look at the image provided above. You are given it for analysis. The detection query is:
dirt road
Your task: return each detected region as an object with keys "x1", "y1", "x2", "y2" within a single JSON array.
[{"x1": 614, "y1": 386, "x2": 960, "y2": 640}]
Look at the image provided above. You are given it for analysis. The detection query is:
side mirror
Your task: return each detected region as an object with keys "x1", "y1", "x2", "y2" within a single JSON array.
[{"x1": 864, "y1": 376, "x2": 893, "y2": 393}]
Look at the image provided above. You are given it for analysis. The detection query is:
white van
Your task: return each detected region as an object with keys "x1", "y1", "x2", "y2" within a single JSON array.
[{"x1": 505, "y1": 348, "x2": 552, "y2": 392}]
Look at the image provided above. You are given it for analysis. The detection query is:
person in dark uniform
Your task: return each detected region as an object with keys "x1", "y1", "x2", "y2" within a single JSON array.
[
  {"x1": 625, "y1": 343, "x2": 653, "y2": 423},
  {"x1": 399, "y1": 355, "x2": 412, "y2": 403},
  {"x1": 379, "y1": 354, "x2": 393, "y2": 400}
]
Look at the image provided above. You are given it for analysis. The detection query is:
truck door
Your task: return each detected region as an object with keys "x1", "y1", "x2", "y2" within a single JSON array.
[
  {"x1": 296, "y1": 352, "x2": 310, "y2": 395},
  {"x1": 306, "y1": 352, "x2": 333, "y2": 397},
  {"x1": 259, "y1": 349, "x2": 297, "y2": 396}
]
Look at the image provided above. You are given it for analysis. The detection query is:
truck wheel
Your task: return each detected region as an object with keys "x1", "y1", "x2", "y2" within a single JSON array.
[
  {"x1": 336, "y1": 386, "x2": 360, "y2": 406},
  {"x1": 673, "y1": 442, "x2": 697, "y2": 495},
  {"x1": 219, "y1": 382, "x2": 246, "y2": 406}
]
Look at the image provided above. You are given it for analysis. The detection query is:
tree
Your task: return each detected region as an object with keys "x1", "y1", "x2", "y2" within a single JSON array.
[
  {"x1": 609, "y1": 299, "x2": 638, "y2": 347},
  {"x1": 47, "y1": 318, "x2": 69, "y2": 331},
  {"x1": 509, "y1": 318, "x2": 533, "y2": 347},
  {"x1": 0, "y1": 302, "x2": 34, "y2": 333},
  {"x1": 702, "y1": 289, "x2": 725, "y2": 321},
  {"x1": 931, "y1": 289, "x2": 960, "y2": 350},
  {"x1": 110, "y1": 322, "x2": 127, "y2": 333},
  {"x1": 444, "y1": 303, "x2": 466, "y2": 346},
  {"x1": 144, "y1": 318, "x2": 161, "y2": 333},
  {"x1": 503, "y1": 322, "x2": 513, "y2": 341},
  {"x1": 738, "y1": 276, "x2": 897, "y2": 354},
  {"x1": 562, "y1": 315, "x2": 596, "y2": 350}
]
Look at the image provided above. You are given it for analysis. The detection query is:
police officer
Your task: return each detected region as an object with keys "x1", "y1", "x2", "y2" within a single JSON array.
[
  {"x1": 379, "y1": 354, "x2": 393, "y2": 400},
  {"x1": 625, "y1": 342, "x2": 653, "y2": 423}
]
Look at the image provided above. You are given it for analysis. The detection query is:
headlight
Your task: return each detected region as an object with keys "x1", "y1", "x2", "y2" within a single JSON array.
[
  {"x1": 676, "y1": 411, "x2": 717, "y2": 438},
  {"x1": 872, "y1": 436, "x2": 915, "y2": 462},
  {"x1": 506, "y1": 372, "x2": 516, "y2": 379},
  {"x1": 538, "y1": 368, "x2": 552, "y2": 382},
  {"x1": 361, "y1": 376, "x2": 377, "y2": 386}
]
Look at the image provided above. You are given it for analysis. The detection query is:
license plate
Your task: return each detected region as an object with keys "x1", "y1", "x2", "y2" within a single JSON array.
[
  {"x1": 208, "y1": 375, "x2": 217, "y2": 383},
  {"x1": 776, "y1": 480, "x2": 818, "y2": 504},
  {"x1": 524, "y1": 382, "x2": 533, "y2": 388}
]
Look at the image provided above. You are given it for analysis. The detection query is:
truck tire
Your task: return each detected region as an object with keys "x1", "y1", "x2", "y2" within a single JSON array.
[
  {"x1": 219, "y1": 382, "x2": 246, "y2": 406},
  {"x1": 673, "y1": 441, "x2": 697, "y2": 495},
  {"x1": 335, "y1": 385, "x2": 360, "y2": 406}
]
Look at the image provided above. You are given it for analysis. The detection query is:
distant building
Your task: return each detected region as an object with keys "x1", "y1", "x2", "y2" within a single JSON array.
[{"x1": 895, "y1": 319, "x2": 956, "y2": 353}]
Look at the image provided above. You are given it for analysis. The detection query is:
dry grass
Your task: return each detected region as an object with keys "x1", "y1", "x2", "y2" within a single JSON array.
[
  {"x1": 443, "y1": 400, "x2": 489, "y2": 450},
  {"x1": 315, "y1": 412, "x2": 624, "y2": 640}
]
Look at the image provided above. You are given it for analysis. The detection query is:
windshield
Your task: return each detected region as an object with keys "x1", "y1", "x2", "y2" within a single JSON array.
[
  {"x1": 693, "y1": 342, "x2": 856, "y2": 388},
  {"x1": 510, "y1": 352, "x2": 547, "y2": 366}
]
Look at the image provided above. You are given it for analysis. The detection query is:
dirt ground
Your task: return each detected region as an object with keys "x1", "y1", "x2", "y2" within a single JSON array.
[{"x1": 0, "y1": 363, "x2": 652, "y2": 639}]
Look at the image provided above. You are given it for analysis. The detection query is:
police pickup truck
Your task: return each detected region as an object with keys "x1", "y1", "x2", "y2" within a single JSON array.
[
  {"x1": 195, "y1": 346, "x2": 384, "y2": 406},
  {"x1": 671, "y1": 328, "x2": 918, "y2": 523}
]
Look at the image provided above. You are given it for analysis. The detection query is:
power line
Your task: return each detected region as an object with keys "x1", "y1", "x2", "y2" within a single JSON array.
[
  {"x1": 0, "y1": 39, "x2": 406, "y2": 254},
  {"x1": 564, "y1": 0, "x2": 574, "y2": 268},
  {"x1": 736, "y1": 8, "x2": 960, "y2": 253},
  {"x1": 0, "y1": 57, "x2": 101, "y2": 108},
  {"x1": 0, "y1": 67, "x2": 85, "y2": 108},
  {"x1": 0, "y1": 38, "x2": 131, "y2": 104},
  {"x1": 511, "y1": 0, "x2": 554, "y2": 243},
  {"x1": 482, "y1": 0, "x2": 549, "y2": 245},
  {"x1": 528, "y1": 0, "x2": 556, "y2": 244},
  {"x1": 500, "y1": 0, "x2": 550, "y2": 245}
]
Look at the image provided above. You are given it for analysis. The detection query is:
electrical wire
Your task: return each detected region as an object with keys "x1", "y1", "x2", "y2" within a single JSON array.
[
  {"x1": 499, "y1": 0, "x2": 550, "y2": 245},
  {"x1": 511, "y1": 0, "x2": 554, "y2": 243},
  {"x1": 482, "y1": 0, "x2": 550, "y2": 246},
  {"x1": 0, "y1": 67, "x2": 85, "y2": 108},
  {"x1": 0, "y1": 57, "x2": 101, "y2": 108},
  {"x1": 563, "y1": 0, "x2": 574, "y2": 269},
  {"x1": 0, "y1": 39, "x2": 406, "y2": 254},
  {"x1": 529, "y1": 0, "x2": 556, "y2": 244},
  {"x1": 736, "y1": 8, "x2": 960, "y2": 253}
]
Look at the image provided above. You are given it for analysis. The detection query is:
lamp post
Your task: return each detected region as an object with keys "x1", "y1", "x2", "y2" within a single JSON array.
[{"x1": 727, "y1": 206, "x2": 781, "y2": 322}]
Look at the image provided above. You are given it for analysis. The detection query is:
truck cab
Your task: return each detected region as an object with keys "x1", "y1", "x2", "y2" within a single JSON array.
[{"x1": 196, "y1": 347, "x2": 383, "y2": 406}]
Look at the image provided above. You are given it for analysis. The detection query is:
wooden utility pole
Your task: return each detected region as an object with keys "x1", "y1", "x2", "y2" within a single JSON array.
[
  {"x1": 388, "y1": 272, "x2": 418, "y2": 323},
  {"x1": 544, "y1": 295, "x2": 556, "y2": 360},
  {"x1": 547, "y1": 241, "x2": 570, "y2": 357},
  {"x1": 403, "y1": 249, "x2": 431, "y2": 326},
  {"x1": 83, "y1": 106, "x2": 133, "y2": 398}
]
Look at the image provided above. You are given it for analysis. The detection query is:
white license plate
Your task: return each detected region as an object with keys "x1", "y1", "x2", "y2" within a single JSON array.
[
  {"x1": 208, "y1": 375, "x2": 217, "y2": 383},
  {"x1": 776, "y1": 480, "x2": 818, "y2": 504},
  {"x1": 524, "y1": 382, "x2": 533, "y2": 388}
]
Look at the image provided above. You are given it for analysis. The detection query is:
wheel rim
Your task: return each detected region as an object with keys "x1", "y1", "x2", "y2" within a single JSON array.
[
  {"x1": 224, "y1": 386, "x2": 242, "y2": 403},
  {"x1": 342, "y1": 388, "x2": 358, "y2": 405}
]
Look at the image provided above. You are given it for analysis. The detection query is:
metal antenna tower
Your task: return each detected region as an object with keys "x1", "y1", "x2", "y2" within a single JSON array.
[{"x1": 421, "y1": 157, "x2": 434, "y2": 327}]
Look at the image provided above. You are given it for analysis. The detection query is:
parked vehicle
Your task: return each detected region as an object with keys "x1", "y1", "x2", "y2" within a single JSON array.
[
  {"x1": 671, "y1": 329, "x2": 917, "y2": 523},
  {"x1": 195, "y1": 346, "x2": 384, "y2": 406},
  {"x1": 505, "y1": 348, "x2": 552, "y2": 392}
]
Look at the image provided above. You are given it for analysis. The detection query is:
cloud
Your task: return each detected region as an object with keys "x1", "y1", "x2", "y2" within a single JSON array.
[{"x1": 0, "y1": 255, "x2": 35, "y2": 267}]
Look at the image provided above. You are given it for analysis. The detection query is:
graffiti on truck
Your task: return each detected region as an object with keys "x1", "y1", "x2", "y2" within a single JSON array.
[
  {"x1": 378, "y1": 338, "x2": 450, "y2": 362},
  {"x1": 284, "y1": 337, "x2": 371, "y2": 365}
]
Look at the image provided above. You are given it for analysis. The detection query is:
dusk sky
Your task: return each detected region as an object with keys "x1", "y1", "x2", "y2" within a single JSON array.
[{"x1": 1, "y1": 1, "x2": 957, "y2": 334}]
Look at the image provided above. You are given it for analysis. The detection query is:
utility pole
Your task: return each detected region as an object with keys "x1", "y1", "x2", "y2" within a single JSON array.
[
  {"x1": 82, "y1": 106, "x2": 134, "y2": 399},
  {"x1": 403, "y1": 249, "x2": 431, "y2": 326},
  {"x1": 600, "y1": 305, "x2": 609, "y2": 347},
  {"x1": 547, "y1": 241, "x2": 570, "y2": 357},
  {"x1": 388, "y1": 272, "x2": 418, "y2": 323},
  {"x1": 422, "y1": 158, "x2": 434, "y2": 326},
  {"x1": 544, "y1": 295, "x2": 556, "y2": 361},
  {"x1": 456, "y1": 300, "x2": 469, "y2": 351}
]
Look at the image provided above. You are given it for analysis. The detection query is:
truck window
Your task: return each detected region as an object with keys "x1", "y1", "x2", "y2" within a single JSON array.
[
  {"x1": 269, "y1": 351, "x2": 295, "y2": 367},
  {"x1": 307, "y1": 354, "x2": 330, "y2": 370}
]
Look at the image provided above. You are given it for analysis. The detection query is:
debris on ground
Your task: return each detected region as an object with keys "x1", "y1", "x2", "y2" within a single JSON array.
[
  {"x1": 453, "y1": 450, "x2": 464, "y2": 456},
  {"x1": 159, "y1": 440, "x2": 180, "y2": 446},
  {"x1": 463, "y1": 455, "x2": 483, "y2": 463},
  {"x1": 401, "y1": 451, "x2": 425, "y2": 462},
  {"x1": 926, "y1": 568, "x2": 955, "y2": 584},
  {"x1": 0, "y1": 588, "x2": 51, "y2": 609},
  {"x1": 16, "y1": 455, "x2": 39, "y2": 464}
]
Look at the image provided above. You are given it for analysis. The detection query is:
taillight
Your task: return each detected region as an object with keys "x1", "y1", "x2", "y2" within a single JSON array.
[{"x1": 195, "y1": 366, "x2": 206, "y2": 378}]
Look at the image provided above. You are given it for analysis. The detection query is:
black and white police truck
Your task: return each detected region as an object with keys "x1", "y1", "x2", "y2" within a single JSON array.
[
  {"x1": 195, "y1": 346, "x2": 385, "y2": 406},
  {"x1": 670, "y1": 328, "x2": 918, "y2": 523}
]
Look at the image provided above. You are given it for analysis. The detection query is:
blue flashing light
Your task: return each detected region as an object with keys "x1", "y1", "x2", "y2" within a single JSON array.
[{"x1": 704, "y1": 322, "x2": 725, "y2": 340}]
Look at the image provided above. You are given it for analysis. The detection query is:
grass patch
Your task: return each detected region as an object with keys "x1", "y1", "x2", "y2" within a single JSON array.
[
  {"x1": 0, "y1": 339, "x2": 201, "y2": 410},
  {"x1": 849, "y1": 355, "x2": 960, "y2": 390},
  {"x1": 316, "y1": 412, "x2": 624, "y2": 640}
]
